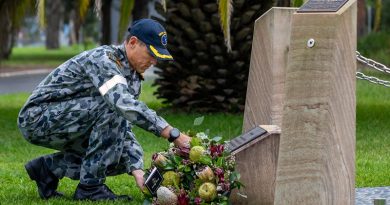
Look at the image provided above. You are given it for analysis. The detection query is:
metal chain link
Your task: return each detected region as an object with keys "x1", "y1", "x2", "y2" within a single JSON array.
[
  {"x1": 356, "y1": 72, "x2": 390, "y2": 87},
  {"x1": 356, "y1": 51, "x2": 390, "y2": 74},
  {"x1": 356, "y1": 51, "x2": 390, "y2": 87}
]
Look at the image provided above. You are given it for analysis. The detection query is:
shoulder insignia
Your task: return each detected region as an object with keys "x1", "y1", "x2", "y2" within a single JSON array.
[{"x1": 108, "y1": 52, "x2": 124, "y2": 69}]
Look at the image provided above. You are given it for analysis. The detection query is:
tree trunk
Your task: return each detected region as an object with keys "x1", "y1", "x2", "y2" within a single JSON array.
[
  {"x1": 101, "y1": 0, "x2": 112, "y2": 45},
  {"x1": 276, "y1": 0, "x2": 290, "y2": 7},
  {"x1": 357, "y1": 0, "x2": 367, "y2": 37},
  {"x1": 373, "y1": 0, "x2": 382, "y2": 32},
  {"x1": 45, "y1": 0, "x2": 63, "y2": 49},
  {"x1": 133, "y1": 0, "x2": 149, "y2": 20}
]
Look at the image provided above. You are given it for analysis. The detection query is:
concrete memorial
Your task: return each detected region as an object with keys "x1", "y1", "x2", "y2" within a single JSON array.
[{"x1": 233, "y1": 0, "x2": 357, "y2": 204}]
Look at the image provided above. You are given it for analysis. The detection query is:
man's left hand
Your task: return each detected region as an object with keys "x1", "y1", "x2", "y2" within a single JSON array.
[{"x1": 131, "y1": 169, "x2": 145, "y2": 189}]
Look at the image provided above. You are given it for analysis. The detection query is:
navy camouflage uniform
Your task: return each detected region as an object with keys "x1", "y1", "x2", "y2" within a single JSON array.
[{"x1": 17, "y1": 44, "x2": 168, "y2": 185}]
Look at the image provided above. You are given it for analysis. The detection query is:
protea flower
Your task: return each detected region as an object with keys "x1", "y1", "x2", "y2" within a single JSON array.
[
  {"x1": 156, "y1": 186, "x2": 178, "y2": 205},
  {"x1": 152, "y1": 153, "x2": 168, "y2": 169},
  {"x1": 196, "y1": 166, "x2": 215, "y2": 182},
  {"x1": 194, "y1": 197, "x2": 202, "y2": 205},
  {"x1": 210, "y1": 144, "x2": 224, "y2": 157},
  {"x1": 177, "y1": 189, "x2": 189, "y2": 205},
  {"x1": 198, "y1": 182, "x2": 217, "y2": 202},
  {"x1": 162, "y1": 171, "x2": 181, "y2": 186},
  {"x1": 217, "y1": 182, "x2": 231, "y2": 192},
  {"x1": 174, "y1": 146, "x2": 190, "y2": 158},
  {"x1": 214, "y1": 168, "x2": 225, "y2": 183},
  {"x1": 189, "y1": 146, "x2": 206, "y2": 162}
]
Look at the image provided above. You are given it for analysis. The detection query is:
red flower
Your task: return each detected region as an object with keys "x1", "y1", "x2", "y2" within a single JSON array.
[
  {"x1": 210, "y1": 144, "x2": 224, "y2": 157},
  {"x1": 174, "y1": 147, "x2": 190, "y2": 158},
  {"x1": 220, "y1": 182, "x2": 231, "y2": 192},
  {"x1": 177, "y1": 189, "x2": 189, "y2": 205},
  {"x1": 194, "y1": 197, "x2": 202, "y2": 205},
  {"x1": 214, "y1": 168, "x2": 225, "y2": 183}
]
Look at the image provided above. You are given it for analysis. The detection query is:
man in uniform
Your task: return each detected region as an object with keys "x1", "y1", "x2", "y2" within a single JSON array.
[{"x1": 17, "y1": 19, "x2": 190, "y2": 201}]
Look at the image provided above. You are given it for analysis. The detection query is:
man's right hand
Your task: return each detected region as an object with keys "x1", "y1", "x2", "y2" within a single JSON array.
[{"x1": 174, "y1": 133, "x2": 191, "y2": 148}]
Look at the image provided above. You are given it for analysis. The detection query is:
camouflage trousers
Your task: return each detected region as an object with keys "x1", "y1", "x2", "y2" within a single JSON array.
[{"x1": 17, "y1": 96, "x2": 144, "y2": 185}]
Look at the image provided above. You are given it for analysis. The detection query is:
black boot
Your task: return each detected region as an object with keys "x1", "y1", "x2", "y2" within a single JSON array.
[
  {"x1": 25, "y1": 157, "x2": 63, "y2": 199},
  {"x1": 73, "y1": 183, "x2": 132, "y2": 201}
]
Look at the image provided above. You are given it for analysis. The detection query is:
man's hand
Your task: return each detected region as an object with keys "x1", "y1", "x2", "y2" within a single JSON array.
[
  {"x1": 161, "y1": 126, "x2": 191, "y2": 148},
  {"x1": 174, "y1": 133, "x2": 191, "y2": 148},
  {"x1": 131, "y1": 169, "x2": 145, "y2": 189}
]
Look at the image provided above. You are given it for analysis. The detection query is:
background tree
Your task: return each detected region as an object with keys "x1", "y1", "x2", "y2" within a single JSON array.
[
  {"x1": 0, "y1": 0, "x2": 32, "y2": 61},
  {"x1": 42, "y1": 0, "x2": 64, "y2": 49},
  {"x1": 373, "y1": 0, "x2": 382, "y2": 32},
  {"x1": 152, "y1": 0, "x2": 274, "y2": 112}
]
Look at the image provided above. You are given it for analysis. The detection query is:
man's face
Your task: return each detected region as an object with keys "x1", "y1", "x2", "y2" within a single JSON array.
[{"x1": 126, "y1": 37, "x2": 157, "y2": 74}]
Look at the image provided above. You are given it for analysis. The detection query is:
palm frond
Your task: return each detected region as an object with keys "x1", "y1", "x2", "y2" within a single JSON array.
[
  {"x1": 218, "y1": 0, "x2": 233, "y2": 52},
  {"x1": 94, "y1": 0, "x2": 102, "y2": 19},
  {"x1": 160, "y1": 0, "x2": 167, "y2": 12},
  {"x1": 13, "y1": 0, "x2": 31, "y2": 28},
  {"x1": 118, "y1": 0, "x2": 135, "y2": 41},
  {"x1": 36, "y1": 0, "x2": 45, "y2": 28},
  {"x1": 78, "y1": 0, "x2": 90, "y2": 23}
]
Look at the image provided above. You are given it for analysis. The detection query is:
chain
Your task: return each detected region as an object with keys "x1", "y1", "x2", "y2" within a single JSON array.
[
  {"x1": 356, "y1": 51, "x2": 390, "y2": 87},
  {"x1": 356, "y1": 51, "x2": 390, "y2": 74},
  {"x1": 356, "y1": 72, "x2": 390, "y2": 87}
]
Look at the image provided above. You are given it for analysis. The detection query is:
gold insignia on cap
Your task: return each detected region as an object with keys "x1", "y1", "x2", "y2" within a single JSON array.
[{"x1": 149, "y1": 45, "x2": 173, "y2": 59}]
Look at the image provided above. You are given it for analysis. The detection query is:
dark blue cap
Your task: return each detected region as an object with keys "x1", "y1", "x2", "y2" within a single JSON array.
[{"x1": 128, "y1": 19, "x2": 173, "y2": 61}]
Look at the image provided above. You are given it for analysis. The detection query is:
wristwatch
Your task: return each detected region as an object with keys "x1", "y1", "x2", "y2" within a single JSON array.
[{"x1": 168, "y1": 128, "x2": 180, "y2": 142}]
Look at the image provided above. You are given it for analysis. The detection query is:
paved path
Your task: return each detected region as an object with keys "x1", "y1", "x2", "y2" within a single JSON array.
[
  {"x1": 356, "y1": 187, "x2": 390, "y2": 205},
  {"x1": 0, "y1": 67, "x2": 159, "y2": 94}
]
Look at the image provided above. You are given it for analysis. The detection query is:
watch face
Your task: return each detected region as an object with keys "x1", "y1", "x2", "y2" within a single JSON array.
[{"x1": 170, "y1": 128, "x2": 180, "y2": 138}]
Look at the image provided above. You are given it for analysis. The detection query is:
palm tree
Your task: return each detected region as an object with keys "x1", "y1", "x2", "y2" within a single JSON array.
[
  {"x1": 152, "y1": 0, "x2": 274, "y2": 112},
  {"x1": 0, "y1": 0, "x2": 32, "y2": 61}
]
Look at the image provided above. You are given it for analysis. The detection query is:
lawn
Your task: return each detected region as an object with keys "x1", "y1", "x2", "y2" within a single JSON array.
[
  {"x1": 0, "y1": 81, "x2": 243, "y2": 205},
  {"x1": 0, "y1": 44, "x2": 97, "y2": 69},
  {"x1": 0, "y1": 78, "x2": 389, "y2": 204}
]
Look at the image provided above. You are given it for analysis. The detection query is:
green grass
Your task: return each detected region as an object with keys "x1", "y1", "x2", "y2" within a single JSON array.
[
  {"x1": 0, "y1": 44, "x2": 97, "y2": 68},
  {"x1": 0, "y1": 81, "x2": 243, "y2": 205},
  {"x1": 1, "y1": 79, "x2": 390, "y2": 204},
  {"x1": 357, "y1": 31, "x2": 390, "y2": 66}
]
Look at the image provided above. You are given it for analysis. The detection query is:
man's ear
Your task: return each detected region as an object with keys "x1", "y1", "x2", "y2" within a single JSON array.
[{"x1": 129, "y1": 36, "x2": 138, "y2": 47}]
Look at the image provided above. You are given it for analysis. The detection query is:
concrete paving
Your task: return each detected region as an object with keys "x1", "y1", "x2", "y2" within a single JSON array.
[{"x1": 356, "y1": 187, "x2": 390, "y2": 205}]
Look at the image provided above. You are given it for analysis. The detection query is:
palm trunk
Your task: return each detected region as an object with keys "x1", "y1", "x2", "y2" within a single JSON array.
[
  {"x1": 45, "y1": 0, "x2": 63, "y2": 49},
  {"x1": 101, "y1": 0, "x2": 112, "y2": 45},
  {"x1": 357, "y1": 0, "x2": 367, "y2": 37}
]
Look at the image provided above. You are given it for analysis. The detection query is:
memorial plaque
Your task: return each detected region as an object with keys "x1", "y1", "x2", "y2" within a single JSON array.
[
  {"x1": 297, "y1": 0, "x2": 349, "y2": 13},
  {"x1": 226, "y1": 126, "x2": 267, "y2": 153},
  {"x1": 144, "y1": 167, "x2": 163, "y2": 196}
]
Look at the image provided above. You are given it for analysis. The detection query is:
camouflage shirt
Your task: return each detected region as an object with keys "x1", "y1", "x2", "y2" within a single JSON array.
[{"x1": 22, "y1": 44, "x2": 168, "y2": 136}]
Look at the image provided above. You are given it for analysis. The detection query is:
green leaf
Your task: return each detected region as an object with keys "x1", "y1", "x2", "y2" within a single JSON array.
[
  {"x1": 211, "y1": 136, "x2": 222, "y2": 142},
  {"x1": 190, "y1": 137, "x2": 202, "y2": 147},
  {"x1": 199, "y1": 155, "x2": 212, "y2": 165},
  {"x1": 193, "y1": 116, "x2": 205, "y2": 126},
  {"x1": 143, "y1": 198, "x2": 152, "y2": 205},
  {"x1": 216, "y1": 157, "x2": 225, "y2": 167},
  {"x1": 172, "y1": 156, "x2": 183, "y2": 165},
  {"x1": 184, "y1": 166, "x2": 192, "y2": 172}
]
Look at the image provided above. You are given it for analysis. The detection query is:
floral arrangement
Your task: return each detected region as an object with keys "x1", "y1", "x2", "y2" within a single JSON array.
[{"x1": 143, "y1": 131, "x2": 243, "y2": 205}]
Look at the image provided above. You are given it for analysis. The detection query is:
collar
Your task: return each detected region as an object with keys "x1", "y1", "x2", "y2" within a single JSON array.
[{"x1": 116, "y1": 43, "x2": 144, "y2": 81}]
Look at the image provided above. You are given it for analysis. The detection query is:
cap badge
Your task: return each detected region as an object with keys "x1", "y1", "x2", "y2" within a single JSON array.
[{"x1": 161, "y1": 34, "x2": 168, "y2": 46}]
